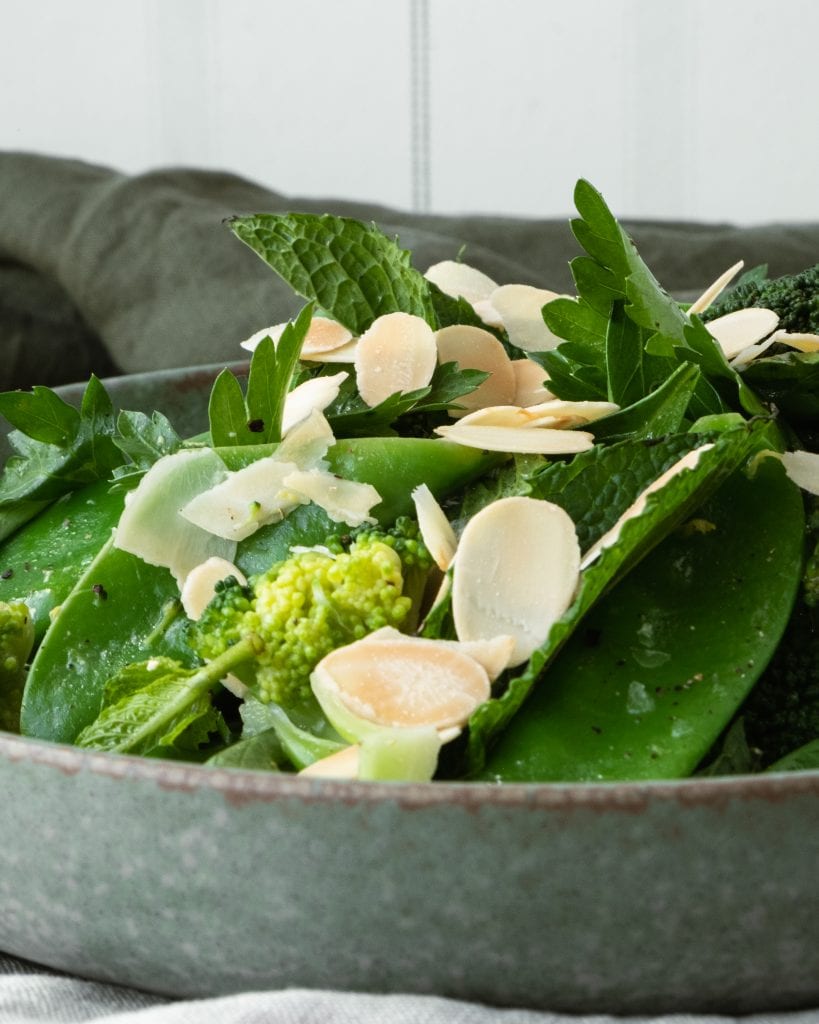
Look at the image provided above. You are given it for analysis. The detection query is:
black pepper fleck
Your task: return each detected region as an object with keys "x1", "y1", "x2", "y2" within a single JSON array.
[
  {"x1": 247, "y1": 419, "x2": 265, "y2": 433},
  {"x1": 92, "y1": 583, "x2": 108, "y2": 600},
  {"x1": 1, "y1": 568, "x2": 13, "y2": 580}
]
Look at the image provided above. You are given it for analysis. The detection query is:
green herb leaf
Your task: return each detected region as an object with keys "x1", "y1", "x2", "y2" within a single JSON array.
[
  {"x1": 74, "y1": 657, "x2": 223, "y2": 756},
  {"x1": 205, "y1": 728, "x2": 284, "y2": 771},
  {"x1": 208, "y1": 305, "x2": 313, "y2": 446},
  {"x1": 113, "y1": 410, "x2": 183, "y2": 473},
  {"x1": 0, "y1": 376, "x2": 124, "y2": 542},
  {"x1": 590, "y1": 361, "x2": 701, "y2": 442},
  {"x1": 230, "y1": 214, "x2": 436, "y2": 334}
]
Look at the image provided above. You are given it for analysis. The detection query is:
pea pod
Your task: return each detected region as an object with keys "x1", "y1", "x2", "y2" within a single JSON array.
[
  {"x1": 20, "y1": 540, "x2": 192, "y2": 744},
  {"x1": 0, "y1": 480, "x2": 125, "y2": 641},
  {"x1": 478, "y1": 460, "x2": 805, "y2": 781}
]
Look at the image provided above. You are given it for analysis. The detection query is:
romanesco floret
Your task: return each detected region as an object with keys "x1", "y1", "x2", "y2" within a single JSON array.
[
  {"x1": 703, "y1": 263, "x2": 819, "y2": 335},
  {"x1": 0, "y1": 600, "x2": 35, "y2": 733},
  {"x1": 188, "y1": 522, "x2": 433, "y2": 710}
]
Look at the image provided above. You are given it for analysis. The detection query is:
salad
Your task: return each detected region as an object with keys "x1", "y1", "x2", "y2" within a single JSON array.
[{"x1": 0, "y1": 179, "x2": 817, "y2": 783}]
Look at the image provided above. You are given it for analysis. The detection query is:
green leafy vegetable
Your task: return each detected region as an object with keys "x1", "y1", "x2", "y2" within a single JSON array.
[{"x1": 230, "y1": 214, "x2": 436, "y2": 333}]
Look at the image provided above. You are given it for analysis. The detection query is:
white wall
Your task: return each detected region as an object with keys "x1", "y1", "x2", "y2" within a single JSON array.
[{"x1": 2, "y1": 0, "x2": 817, "y2": 224}]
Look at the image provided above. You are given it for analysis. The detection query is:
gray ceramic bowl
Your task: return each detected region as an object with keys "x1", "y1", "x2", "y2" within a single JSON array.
[{"x1": 0, "y1": 366, "x2": 817, "y2": 1014}]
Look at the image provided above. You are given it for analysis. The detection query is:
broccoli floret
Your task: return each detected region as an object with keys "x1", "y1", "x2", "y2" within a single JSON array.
[
  {"x1": 703, "y1": 264, "x2": 819, "y2": 335},
  {"x1": 0, "y1": 601, "x2": 35, "y2": 733},
  {"x1": 188, "y1": 519, "x2": 433, "y2": 711}
]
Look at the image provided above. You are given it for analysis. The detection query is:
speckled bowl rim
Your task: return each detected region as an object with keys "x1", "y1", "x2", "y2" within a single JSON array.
[
  {"x1": 2, "y1": 729, "x2": 818, "y2": 813},
  {"x1": 2, "y1": 363, "x2": 817, "y2": 813}
]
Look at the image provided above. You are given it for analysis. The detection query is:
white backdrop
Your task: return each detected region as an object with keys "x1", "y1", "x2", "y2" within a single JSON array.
[{"x1": 2, "y1": 0, "x2": 817, "y2": 224}]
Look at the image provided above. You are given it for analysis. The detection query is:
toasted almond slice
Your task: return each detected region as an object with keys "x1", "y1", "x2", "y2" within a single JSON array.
[
  {"x1": 312, "y1": 634, "x2": 491, "y2": 731},
  {"x1": 412, "y1": 483, "x2": 458, "y2": 570},
  {"x1": 281, "y1": 372, "x2": 348, "y2": 436},
  {"x1": 240, "y1": 316, "x2": 352, "y2": 356},
  {"x1": 706, "y1": 307, "x2": 779, "y2": 359},
  {"x1": 452, "y1": 496, "x2": 580, "y2": 667},
  {"x1": 180, "y1": 556, "x2": 247, "y2": 621},
  {"x1": 452, "y1": 405, "x2": 534, "y2": 429},
  {"x1": 282, "y1": 469, "x2": 380, "y2": 527},
  {"x1": 511, "y1": 358, "x2": 555, "y2": 407},
  {"x1": 490, "y1": 284, "x2": 564, "y2": 353},
  {"x1": 435, "y1": 422, "x2": 594, "y2": 455},
  {"x1": 770, "y1": 330, "x2": 819, "y2": 353},
  {"x1": 424, "y1": 260, "x2": 498, "y2": 304},
  {"x1": 354, "y1": 312, "x2": 437, "y2": 407},
  {"x1": 435, "y1": 324, "x2": 516, "y2": 415},
  {"x1": 521, "y1": 399, "x2": 620, "y2": 428},
  {"x1": 299, "y1": 744, "x2": 361, "y2": 779},
  {"x1": 275, "y1": 408, "x2": 335, "y2": 468},
  {"x1": 301, "y1": 338, "x2": 360, "y2": 363},
  {"x1": 356, "y1": 626, "x2": 514, "y2": 681},
  {"x1": 778, "y1": 451, "x2": 819, "y2": 495},
  {"x1": 687, "y1": 261, "x2": 744, "y2": 316},
  {"x1": 580, "y1": 444, "x2": 715, "y2": 570}
]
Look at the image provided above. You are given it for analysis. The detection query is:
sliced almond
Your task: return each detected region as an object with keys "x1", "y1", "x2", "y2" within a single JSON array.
[
  {"x1": 435, "y1": 324, "x2": 516, "y2": 415},
  {"x1": 358, "y1": 626, "x2": 515, "y2": 681},
  {"x1": 424, "y1": 260, "x2": 498, "y2": 304},
  {"x1": 770, "y1": 330, "x2": 819, "y2": 353},
  {"x1": 511, "y1": 358, "x2": 555, "y2": 407},
  {"x1": 180, "y1": 556, "x2": 247, "y2": 621},
  {"x1": 281, "y1": 372, "x2": 348, "y2": 436},
  {"x1": 354, "y1": 312, "x2": 437, "y2": 407},
  {"x1": 521, "y1": 399, "x2": 620, "y2": 428},
  {"x1": 275, "y1": 408, "x2": 335, "y2": 468},
  {"x1": 706, "y1": 307, "x2": 779, "y2": 359},
  {"x1": 453, "y1": 405, "x2": 535, "y2": 429},
  {"x1": 299, "y1": 744, "x2": 361, "y2": 779},
  {"x1": 472, "y1": 298, "x2": 504, "y2": 329},
  {"x1": 312, "y1": 634, "x2": 491, "y2": 731},
  {"x1": 490, "y1": 284, "x2": 564, "y2": 353},
  {"x1": 580, "y1": 444, "x2": 715, "y2": 570},
  {"x1": 687, "y1": 261, "x2": 744, "y2": 316},
  {"x1": 302, "y1": 338, "x2": 359, "y2": 364},
  {"x1": 452, "y1": 496, "x2": 581, "y2": 667},
  {"x1": 282, "y1": 469, "x2": 380, "y2": 527},
  {"x1": 412, "y1": 483, "x2": 458, "y2": 570},
  {"x1": 728, "y1": 335, "x2": 778, "y2": 369},
  {"x1": 240, "y1": 316, "x2": 352, "y2": 356},
  {"x1": 435, "y1": 422, "x2": 594, "y2": 455},
  {"x1": 778, "y1": 451, "x2": 819, "y2": 495}
]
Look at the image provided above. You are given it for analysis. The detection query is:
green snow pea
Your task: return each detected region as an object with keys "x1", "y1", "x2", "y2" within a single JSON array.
[
  {"x1": 227, "y1": 436, "x2": 499, "y2": 575},
  {"x1": 478, "y1": 459, "x2": 805, "y2": 782},
  {"x1": 0, "y1": 479, "x2": 125, "y2": 641}
]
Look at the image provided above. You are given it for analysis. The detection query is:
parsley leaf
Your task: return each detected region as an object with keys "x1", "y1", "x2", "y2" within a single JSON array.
[{"x1": 0, "y1": 376, "x2": 123, "y2": 542}]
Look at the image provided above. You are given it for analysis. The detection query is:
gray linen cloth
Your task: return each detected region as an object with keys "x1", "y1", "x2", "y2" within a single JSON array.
[
  {"x1": 2, "y1": 956, "x2": 818, "y2": 1024},
  {"x1": 2, "y1": 151, "x2": 819, "y2": 390}
]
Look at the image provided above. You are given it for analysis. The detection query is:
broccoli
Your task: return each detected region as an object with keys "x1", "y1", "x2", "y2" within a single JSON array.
[
  {"x1": 0, "y1": 601, "x2": 35, "y2": 733},
  {"x1": 741, "y1": 506, "x2": 819, "y2": 767},
  {"x1": 703, "y1": 263, "x2": 819, "y2": 335},
  {"x1": 188, "y1": 518, "x2": 434, "y2": 710}
]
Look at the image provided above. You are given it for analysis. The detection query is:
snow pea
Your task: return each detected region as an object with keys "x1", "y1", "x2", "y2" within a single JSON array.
[
  {"x1": 0, "y1": 479, "x2": 125, "y2": 641},
  {"x1": 20, "y1": 540, "x2": 192, "y2": 743},
  {"x1": 478, "y1": 459, "x2": 805, "y2": 782}
]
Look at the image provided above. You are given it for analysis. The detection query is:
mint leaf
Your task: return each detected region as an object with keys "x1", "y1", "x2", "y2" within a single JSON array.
[
  {"x1": 205, "y1": 728, "x2": 283, "y2": 770},
  {"x1": 230, "y1": 214, "x2": 436, "y2": 334},
  {"x1": 208, "y1": 305, "x2": 312, "y2": 446},
  {"x1": 75, "y1": 657, "x2": 223, "y2": 756}
]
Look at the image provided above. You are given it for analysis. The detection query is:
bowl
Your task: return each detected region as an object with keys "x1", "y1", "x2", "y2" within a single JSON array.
[{"x1": 0, "y1": 365, "x2": 817, "y2": 1014}]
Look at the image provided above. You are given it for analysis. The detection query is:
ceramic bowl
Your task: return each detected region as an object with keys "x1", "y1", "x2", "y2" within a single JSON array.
[{"x1": 0, "y1": 365, "x2": 816, "y2": 1014}]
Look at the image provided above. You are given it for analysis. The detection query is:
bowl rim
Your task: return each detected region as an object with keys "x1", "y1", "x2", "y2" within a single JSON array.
[{"x1": 2, "y1": 728, "x2": 817, "y2": 811}]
